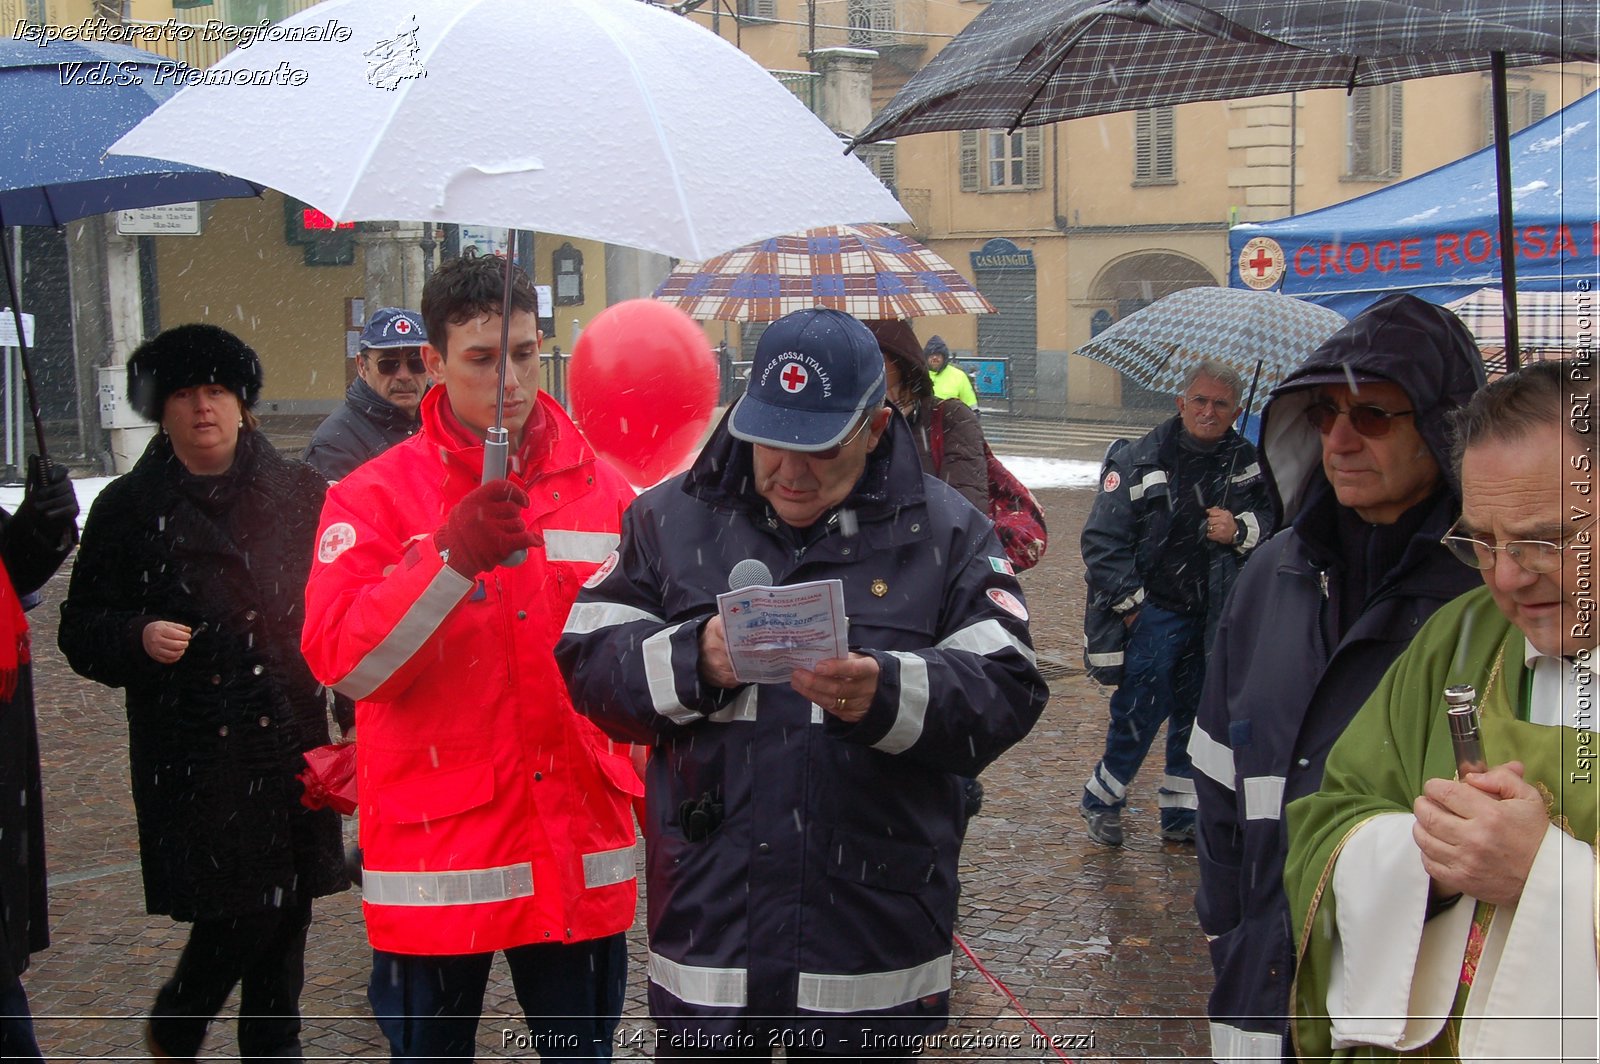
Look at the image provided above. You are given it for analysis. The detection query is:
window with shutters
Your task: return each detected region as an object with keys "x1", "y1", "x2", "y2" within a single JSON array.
[
  {"x1": 738, "y1": 0, "x2": 777, "y2": 21},
  {"x1": 856, "y1": 143, "x2": 897, "y2": 198},
  {"x1": 1344, "y1": 84, "x2": 1403, "y2": 180},
  {"x1": 1133, "y1": 107, "x2": 1176, "y2": 185},
  {"x1": 1481, "y1": 81, "x2": 1549, "y2": 147},
  {"x1": 959, "y1": 129, "x2": 1043, "y2": 192}
]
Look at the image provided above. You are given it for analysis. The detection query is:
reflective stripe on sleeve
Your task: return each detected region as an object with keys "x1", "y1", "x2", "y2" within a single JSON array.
[
  {"x1": 797, "y1": 954, "x2": 952, "y2": 1013},
  {"x1": 875, "y1": 652, "x2": 929, "y2": 754},
  {"x1": 1243, "y1": 775, "x2": 1286, "y2": 821},
  {"x1": 363, "y1": 862, "x2": 534, "y2": 907},
  {"x1": 543, "y1": 529, "x2": 620, "y2": 563},
  {"x1": 647, "y1": 952, "x2": 748, "y2": 1008},
  {"x1": 1084, "y1": 649, "x2": 1124, "y2": 667},
  {"x1": 582, "y1": 843, "x2": 638, "y2": 889},
  {"x1": 936, "y1": 618, "x2": 1036, "y2": 665},
  {"x1": 335, "y1": 565, "x2": 474, "y2": 700},
  {"x1": 1209, "y1": 1020, "x2": 1284, "y2": 1059},
  {"x1": 1113, "y1": 588, "x2": 1146, "y2": 614},
  {"x1": 563, "y1": 600, "x2": 664, "y2": 635},
  {"x1": 1128, "y1": 470, "x2": 1167, "y2": 501},
  {"x1": 707, "y1": 686, "x2": 758, "y2": 724},
  {"x1": 1236, "y1": 512, "x2": 1262, "y2": 552},
  {"x1": 1188, "y1": 725, "x2": 1236, "y2": 790},
  {"x1": 643, "y1": 621, "x2": 703, "y2": 725}
]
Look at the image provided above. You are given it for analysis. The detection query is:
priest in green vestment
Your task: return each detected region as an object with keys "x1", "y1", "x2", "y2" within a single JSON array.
[{"x1": 1285, "y1": 358, "x2": 1598, "y2": 1062}]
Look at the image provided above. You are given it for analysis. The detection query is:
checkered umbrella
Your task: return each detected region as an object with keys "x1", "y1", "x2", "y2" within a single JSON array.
[
  {"x1": 1445, "y1": 287, "x2": 1590, "y2": 374},
  {"x1": 855, "y1": 1, "x2": 1591, "y2": 143},
  {"x1": 1075, "y1": 287, "x2": 1347, "y2": 415},
  {"x1": 652, "y1": 224, "x2": 996, "y2": 322}
]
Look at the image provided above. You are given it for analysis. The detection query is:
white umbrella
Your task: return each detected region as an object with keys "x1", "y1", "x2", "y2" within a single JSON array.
[{"x1": 110, "y1": 0, "x2": 907, "y2": 262}]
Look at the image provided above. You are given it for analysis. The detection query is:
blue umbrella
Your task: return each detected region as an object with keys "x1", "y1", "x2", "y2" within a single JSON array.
[{"x1": 0, "y1": 38, "x2": 263, "y2": 461}]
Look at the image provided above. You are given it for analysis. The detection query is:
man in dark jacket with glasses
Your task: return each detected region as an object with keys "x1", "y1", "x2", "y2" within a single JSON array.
[
  {"x1": 303, "y1": 306, "x2": 427, "y2": 480},
  {"x1": 1189, "y1": 293, "x2": 1485, "y2": 1061}
]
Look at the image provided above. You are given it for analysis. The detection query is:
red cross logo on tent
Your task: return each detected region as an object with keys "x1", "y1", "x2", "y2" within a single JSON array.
[
  {"x1": 1237, "y1": 237, "x2": 1286, "y2": 291},
  {"x1": 779, "y1": 363, "x2": 809, "y2": 393},
  {"x1": 393, "y1": 317, "x2": 414, "y2": 336}
]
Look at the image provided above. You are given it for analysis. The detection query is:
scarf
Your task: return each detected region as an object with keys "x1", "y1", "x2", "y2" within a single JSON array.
[{"x1": 0, "y1": 556, "x2": 30, "y2": 701}]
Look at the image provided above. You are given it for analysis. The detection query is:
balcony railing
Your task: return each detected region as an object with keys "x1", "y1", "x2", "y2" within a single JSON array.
[{"x1": 812, "y1": 0, "x2": 926, "y2": 53}]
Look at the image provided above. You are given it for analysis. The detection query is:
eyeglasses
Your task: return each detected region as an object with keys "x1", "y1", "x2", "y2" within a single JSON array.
[
  {"x1": 1182, "y1": 395, "x2": 1237, "y2": 412},
  {"x1": 370, "y1": 354, "x2": 426, "y2": 376},
  {"x1": 1441, "y1": 517, "x2": 1597, "y2": 574},
  {"x1": 1303, "y1": 400, "x2": 1416, "y2": 438},
  {"x1": 805, "y1": 416, "x2": 871, "y2": 460}
]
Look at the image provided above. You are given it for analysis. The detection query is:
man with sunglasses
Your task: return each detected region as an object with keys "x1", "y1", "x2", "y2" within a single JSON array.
[
  {"x1": 1080, "y1": 359, "x2": 1273, "y2": 848},
  {"x1": 556, "y1": 307, "x2": 1047, "y2": 1060},
  {"x1": 303, "y1": 306, "x2": 428, "y2": 481},
  {"x1": 1190, "y1": 293, "x2": 1485, "y2": 1060},
  {"x1": 1285, "y1": 356, "x2": 1597, "y2": 1061}
]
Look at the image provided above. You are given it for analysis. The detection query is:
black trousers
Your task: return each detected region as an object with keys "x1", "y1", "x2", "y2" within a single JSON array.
[{"x1": 147, "y1": 896, "x2": 314, "y2": 1062}]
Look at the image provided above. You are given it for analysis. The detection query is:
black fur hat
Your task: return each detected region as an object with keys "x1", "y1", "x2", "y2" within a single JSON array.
[{"x1": 127, "y1": 323, "x2": 263, "y2": 422}]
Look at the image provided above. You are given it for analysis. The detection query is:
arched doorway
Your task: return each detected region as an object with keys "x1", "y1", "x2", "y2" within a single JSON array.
[{"x1": 1087, "y1": 252, "x2": 1217, "y2": 410}]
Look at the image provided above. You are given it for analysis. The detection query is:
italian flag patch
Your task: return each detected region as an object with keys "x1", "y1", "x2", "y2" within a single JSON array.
[{"x1": 988, "y1": 556, "x2": 1015, "y2": 576}]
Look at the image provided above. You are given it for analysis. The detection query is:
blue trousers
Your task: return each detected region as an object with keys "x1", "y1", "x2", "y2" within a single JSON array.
[
  {"x1": 1083, "y1": 603, "x2": 1203, "y2": 831},
  {"x1": 369, "y1": 933, "x2": 626, "y2": 1062}
]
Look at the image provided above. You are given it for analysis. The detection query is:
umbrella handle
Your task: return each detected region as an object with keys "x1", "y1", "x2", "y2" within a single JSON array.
[
  {"x1": 482, "y1": 427, "x2": 528, "y2": 568},
  {"x1": 0, "y1": 226, "x2": 49, "y2": 465},
  {"x1": 483, "y1": 242, "x2": 527, "y2": 567}
]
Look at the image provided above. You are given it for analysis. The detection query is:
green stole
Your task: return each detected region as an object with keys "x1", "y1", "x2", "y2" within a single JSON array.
[{"x1": 1285, "y1": 587, "x2": 1600, "y2": 1061}]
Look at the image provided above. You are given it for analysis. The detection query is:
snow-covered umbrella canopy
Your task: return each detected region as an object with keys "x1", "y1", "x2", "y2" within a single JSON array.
[{"x1": 111, "y1": 0, "x2": 907, "y2": 262}]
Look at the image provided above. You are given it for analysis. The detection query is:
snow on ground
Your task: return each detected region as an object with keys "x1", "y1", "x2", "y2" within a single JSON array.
[{"x1": 0, "y1": 456, "x2": 1099, "y2": 530}]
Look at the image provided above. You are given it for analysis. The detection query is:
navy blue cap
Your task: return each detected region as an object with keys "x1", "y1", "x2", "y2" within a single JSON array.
[
  {"x1": 729, "y1": 308, "x2": 886, "y2": 451},
  {"x1": 360, "y1": 307, "x2": 426, "y2": 350}
]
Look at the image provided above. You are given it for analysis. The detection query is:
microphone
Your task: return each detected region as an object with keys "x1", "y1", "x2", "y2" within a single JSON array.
[{"x1": 728, "y1": 558, "x2": 772, "y2": 591}]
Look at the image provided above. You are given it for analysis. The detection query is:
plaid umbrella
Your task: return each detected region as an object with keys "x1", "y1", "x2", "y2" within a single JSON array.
[
  {"x1": 1446, "y1": 287, "x2": 1591, "y2": 373},
  {"x1": 1074, "y1": 287, "x2": 1347, "y2": 415},
  {"x1": 855, "y1": 1, "x2": 1590, "y2": 142},
  {"x1": 652, "y1": 223, "x2": 996, "y2": 322},
  {"x1": 852, "y1": 0, "x2": 1596, "y2": 366}
]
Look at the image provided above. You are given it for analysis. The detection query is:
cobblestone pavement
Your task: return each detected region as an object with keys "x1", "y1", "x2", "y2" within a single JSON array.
[{"x1": 22, "y1": 483, "x2": 1215, "y2": 1061}]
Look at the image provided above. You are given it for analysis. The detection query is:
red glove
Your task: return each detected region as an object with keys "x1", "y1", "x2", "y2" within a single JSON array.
[{"x1": 434, "y1": 480, "x2": 540, "y2": 576}]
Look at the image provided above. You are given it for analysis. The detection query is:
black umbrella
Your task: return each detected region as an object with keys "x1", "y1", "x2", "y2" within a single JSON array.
[{"x1": 852, "y1": 0, "x2": 1597, "y2": 370}]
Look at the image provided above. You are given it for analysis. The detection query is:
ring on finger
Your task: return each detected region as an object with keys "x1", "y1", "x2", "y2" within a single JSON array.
[{"x1": 834, "y1": 695, "x2": 848, "y2": 713}]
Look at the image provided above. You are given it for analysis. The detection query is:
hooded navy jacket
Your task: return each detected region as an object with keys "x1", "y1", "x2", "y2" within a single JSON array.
[
  {"x1": 555, "y1": 409, "x2": 1046, "y2": 1051},
  {"x1": 1189, "y1": 294, "x2": 1486, "y2": 1060}
]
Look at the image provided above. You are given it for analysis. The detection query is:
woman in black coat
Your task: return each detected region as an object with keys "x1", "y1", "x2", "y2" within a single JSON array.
[
  {"x1": 58, "y1": 325, "x2": 346, "y2": 1063},
  {"x1": 0, "y1": 460, "x2": 79, "y2": 1062}
]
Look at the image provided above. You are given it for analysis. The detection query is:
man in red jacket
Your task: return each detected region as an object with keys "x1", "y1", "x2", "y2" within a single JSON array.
[{"x1": 302, "y1": 252, "x2": 639, "y2": 1062}]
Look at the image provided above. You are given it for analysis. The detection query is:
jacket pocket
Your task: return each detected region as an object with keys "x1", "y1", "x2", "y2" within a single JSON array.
[
  {"x1": 374, "y1": 759, "x2": 494, "y2": 824},
  {"x1": 825, "y1": 827, "x2": 937, "y2": 895}
]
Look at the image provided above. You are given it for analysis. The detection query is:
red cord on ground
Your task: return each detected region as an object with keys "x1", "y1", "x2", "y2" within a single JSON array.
[{"x1": 953, "y1": 931, "x2": 1076, "y2": 1064}]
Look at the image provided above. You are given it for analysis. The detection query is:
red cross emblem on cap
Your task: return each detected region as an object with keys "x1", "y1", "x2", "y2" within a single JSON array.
[
  {"x1": 393, "y1": 317, "x2": 414, "y2": 335},
  {"x1": 779, "y1": 363, "x2": 809, "y2": 393}
]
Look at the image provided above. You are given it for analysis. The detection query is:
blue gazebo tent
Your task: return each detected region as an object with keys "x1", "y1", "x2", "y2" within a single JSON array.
[{"x1": 1229, "y1": 91, "x2": 1598, "y2": 318}]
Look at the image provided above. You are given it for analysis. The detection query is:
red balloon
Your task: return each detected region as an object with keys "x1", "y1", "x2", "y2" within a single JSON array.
[{"x1": 569, "y1": 299, "x2": 718, "y2": 487}]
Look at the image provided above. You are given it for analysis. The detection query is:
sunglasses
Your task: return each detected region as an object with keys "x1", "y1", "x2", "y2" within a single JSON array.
[
  {"x1": 1303, "y1": 400, "x2": 1415, "y2": 438},
  {"x1": 369, "y1": 354, "x2": 426, "y2": 376}
]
